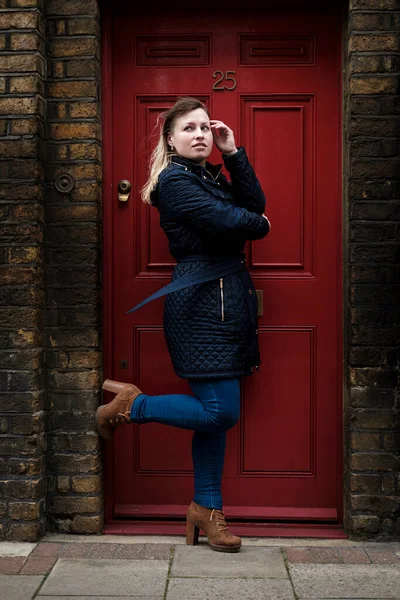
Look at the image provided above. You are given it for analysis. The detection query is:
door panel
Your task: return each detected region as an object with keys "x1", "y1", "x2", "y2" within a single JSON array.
[{"x1": 109, "y1": 7, "x2": 342, "y2": 522}]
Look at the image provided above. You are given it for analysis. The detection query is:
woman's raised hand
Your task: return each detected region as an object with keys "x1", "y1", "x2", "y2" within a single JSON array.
[{"x1": 210, "y1": 120, "x2": 237, "y2": 155}]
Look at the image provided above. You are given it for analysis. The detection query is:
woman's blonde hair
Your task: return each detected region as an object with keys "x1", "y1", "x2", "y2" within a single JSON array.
[{"x1": 141, "y1": 96, "x2": 209, "y2": 205}]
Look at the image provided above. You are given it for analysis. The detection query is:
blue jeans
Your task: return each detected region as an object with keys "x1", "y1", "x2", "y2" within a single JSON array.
[{"x1": 130, "y1": 378, "x2": 241, "y2": 510}]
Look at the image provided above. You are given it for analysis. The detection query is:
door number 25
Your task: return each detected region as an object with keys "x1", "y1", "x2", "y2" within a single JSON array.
[{"x1": 213, "y1": 70, "x2": 237, "y2": 91}]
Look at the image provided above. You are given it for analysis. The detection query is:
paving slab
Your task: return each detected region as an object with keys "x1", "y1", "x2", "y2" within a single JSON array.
[
  {"x1": 39, "y1": 597, "x2": 163, "y2": 600},
  {"x1": 0, "y1": 575, "x2": 44, "y2": 600},
  {"x1": 289, "y1": 563, "x2": 400, "y2": 598},
  {"x1": 167, "y1": 578, "x2": 295, "y2": 600},
  {"x1": 38, "y1": 558, "x2": 169, "y2": 597},
  {"x1": 171, "y1": 545, "x2": 287, "y2": 578},
  {"x1": 0, "y1": 542, "x2": 37, "y2": 557}
]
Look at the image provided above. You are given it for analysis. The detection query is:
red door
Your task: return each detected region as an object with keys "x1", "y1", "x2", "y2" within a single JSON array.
[{"x1": 105, "y1": 5, "x2": 343, "y2": 529}]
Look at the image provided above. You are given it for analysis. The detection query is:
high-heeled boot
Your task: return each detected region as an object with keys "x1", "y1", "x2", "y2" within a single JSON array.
[
  {"x1": 186, "y1": 501, "x2": 242, "y2": 553},
  {"x1": 95, "y1": 379, "x2": 143, "y2": 440}
]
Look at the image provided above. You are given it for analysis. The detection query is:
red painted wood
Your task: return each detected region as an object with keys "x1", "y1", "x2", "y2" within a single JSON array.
[
  {"x1": 103, "y1": 5, "x2": 343, "y2": 528},
  {"x1": 114, "y1": 504, "x2": 337, "y2": 521},
  {"x1": 104, "y1": 521, "x2": 348, "y2": 539}
]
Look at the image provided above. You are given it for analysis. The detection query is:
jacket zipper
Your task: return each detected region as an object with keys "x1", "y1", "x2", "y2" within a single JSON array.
[{"x1": 219, "y1": 278, "x2": 225, "y2": 322}]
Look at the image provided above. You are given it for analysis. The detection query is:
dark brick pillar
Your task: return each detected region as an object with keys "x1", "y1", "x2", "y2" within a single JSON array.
[
  {"x1": 346, "y1": 0, "x2": 400, "y2": 538},
  {"x1": 0, "y1": 0, "x2": 46, "y2": 541},
  {"x1": 44, "y1": 0, "x2": 103, "y2": 534}
]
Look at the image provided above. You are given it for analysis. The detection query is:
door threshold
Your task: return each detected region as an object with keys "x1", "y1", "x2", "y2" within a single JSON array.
[{"x1": 104, "y1": 520, "x2": 347, "y2": 538}]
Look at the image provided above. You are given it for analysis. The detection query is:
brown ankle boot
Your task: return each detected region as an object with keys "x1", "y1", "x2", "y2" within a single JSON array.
[
  {"x1": 186, "y1": 501, "x2": 242, "y2": 553},
  {"x1": 95, "y1": 380, "x2": 143, "y2": 440}
]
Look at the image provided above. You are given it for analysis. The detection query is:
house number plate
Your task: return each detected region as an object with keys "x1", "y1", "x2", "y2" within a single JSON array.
[{"x1": 213, "y1": 70, "x2": 237, "y2": 90}]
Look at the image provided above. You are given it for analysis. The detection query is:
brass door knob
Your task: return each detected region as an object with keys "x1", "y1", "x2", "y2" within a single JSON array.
[{"x1": 118, "y1": 179, "x2": 131, "y2": 202}]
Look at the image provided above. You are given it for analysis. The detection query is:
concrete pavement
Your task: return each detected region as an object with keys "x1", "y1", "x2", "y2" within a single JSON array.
[{"x1": 0, "y1": 536, "x2": 399, "y2": 599}]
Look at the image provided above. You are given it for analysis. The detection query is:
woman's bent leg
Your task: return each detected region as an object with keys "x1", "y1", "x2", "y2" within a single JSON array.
[{"x1": 130, "y1": 378, "x2": 240, "y2": 435}]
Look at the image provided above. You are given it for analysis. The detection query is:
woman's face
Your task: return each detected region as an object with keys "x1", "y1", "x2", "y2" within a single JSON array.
[{"x1": 167, "y1": 108, "x2": 213, "y2": 166}]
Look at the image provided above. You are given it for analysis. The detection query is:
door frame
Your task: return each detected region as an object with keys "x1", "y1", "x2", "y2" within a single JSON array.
[{"x1": 100, "y1": 1, "x2": 346, "y2": 537}]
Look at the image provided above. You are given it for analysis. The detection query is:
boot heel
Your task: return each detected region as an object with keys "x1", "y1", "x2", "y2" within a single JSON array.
[
  {"x1": 186, "y1": 518, "x2": 199, "y2": 546},
  {"x1": 102, "y1": 379, "x2": 128, "y2": 393}
]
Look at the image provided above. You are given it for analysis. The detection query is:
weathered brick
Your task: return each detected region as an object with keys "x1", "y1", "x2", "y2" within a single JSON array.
[
  {"x1": 9, "y1": 75, "x2": 39, "y2": 94},
  {"x1": 65, "y1": 59, "x2": 99, "y2": 78},
  {"x1": 57, "y1": 476, "x2": 70, "y2": 492},
  {"x1": 350, "y1": 452, "x2": 399, "y2": 471},
  {"x1": 0, "y1": 54, "x2": 39, "y2": 73},
  {"x1": 49, "y1": 122, "x2": 99, "y2": 140},
  {"x1": 48, "y1": 81, "x2": 97, "y2": 99},
  {"x1": 350, "y1": 56, "x2": 381, "y2": 75},
  {"x1": 69, "y1": 142, "x2": 100, "y2": 160},
  {"x1": 51, "y1": 496, "x2": 102, "y2": 515},
  {"x1": 11, "y1": 413, "x2": 44, "y2": 435},
  {"x1": 351, "y1": 76, "x2": 398, "y2": 94},
  {"x1": 49, "y1": 454, "x2": 101, "y2": 474},
  {"x1": 350, "y1": 117, "x2": 399, "y2": 137},
  {"x1": 49, "y1": 38, "x2": 98, "y2": 58},
  {"x1": 0, "y1": 392, "x2": 44, "y2": 414},
  {"x1": 0, "y1": 12, "x2": 39, "y2": 29},
  {"x1": 46, "y1": 329, "x2": 99, "y2": 348},
  {"x1": 349, "y1": 515, "x2": 380, "y2": 535},
  {"x1": 350, "y1": 0, "x2": 399, "y2": 8},
  {"x1": 71, "y1": 514, "x2": 102, "y2": 534},
  {"x1": 350, "y1": 34, "x2": 399, "y2": 52},
  {"x1": 350, "y1": 12, "x2": 393, "y2": 31},
  {"x1": 6, "y1": 523, "x2": 41, "y2": 542},
  {"x1": 351, "y1": 432, "x2": 380, "y2": 451},
  {"x1": 47, "y1": 370, "x2": 101, "y2": 391},
  {"x1": 0, "y1": 139, "x2": 38, "y2": 159},
  {"x1": 48, "y1": 163, "x2": 101, "y2": 181},
  {"x1": 45, "y1": 224, "x2": 99, "y2": 245},
  {"x1": 10, "y1": 329, "x2": 43, "y2": 349},
  {"x1": 10, "y1": 0, "x2": 41, "y2": 6},
  {"x1": 67, "y1": 18, "x2": 100, "y2": 36},
  {"x1": 351, "y1": 202, "x2": 400, "y2": 221},
  {"x1": 69, "y1": 101, "x2": 98, "y2": 118},
  {"x1": 8, "y1": 501, "x2": 41, "y2": 520},
  {"x1": 0, "y1": 457, "x2": 43, "y2": 477},
  {"x1": 45, "y1": 0, "x2": 100, "y2": 17},
  {"x1": 3, "y1": 478, "x2": 44, "y2": 500},
  {"x1": 349, "y1": 368, "x2": 397, "y2": 388},
  {"x1": 10, "y1": 33, "x2": 40, "y2": 52},
  {"x1": 351, "y1": 409, "x2": 398, "y2": 429},
  {"x1": 10, "y1": 118, "x2": 41, "y2": 136},
  {"x1": 71, "y1": 475, "x2": 100, "y2": 494}
]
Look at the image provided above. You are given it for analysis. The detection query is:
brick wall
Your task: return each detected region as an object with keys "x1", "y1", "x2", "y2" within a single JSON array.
[
  {"x1": 44, "y1": 0, "x2": 103, "y2": 535},
  {"x1": 0, "y1": 0, "x2": 46, "y2": 541},
  {"x1": 346, "y1": 0, "x2": 400, "y2": 538}
]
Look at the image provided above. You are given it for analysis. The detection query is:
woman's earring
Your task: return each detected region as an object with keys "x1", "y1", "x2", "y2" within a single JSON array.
[{"x1": 169, "y1": 144, "x2": 174, "y2": 151}]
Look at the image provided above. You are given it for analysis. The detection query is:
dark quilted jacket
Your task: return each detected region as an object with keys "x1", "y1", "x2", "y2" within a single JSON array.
[{"x1": 151, "y1": 147, "x2": 270, "y2": 380}]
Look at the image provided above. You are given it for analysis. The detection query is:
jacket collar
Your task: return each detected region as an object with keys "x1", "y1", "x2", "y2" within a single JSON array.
[{"x1": 171, "y1": 154, "x2": 222, "y2": 181}]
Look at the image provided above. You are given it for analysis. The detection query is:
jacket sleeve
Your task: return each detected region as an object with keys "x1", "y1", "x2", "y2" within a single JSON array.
[
  {"x1": 222, "y1": 147, "x2": 266, "y2": 215},
  {"x1": 158, "y1": 170, "x2": 270, "y2": 240}
]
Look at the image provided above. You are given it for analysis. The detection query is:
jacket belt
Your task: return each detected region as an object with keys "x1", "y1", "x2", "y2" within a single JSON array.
[{"x1": 126, "y1": 254, "x2": 246, "y2": 315}]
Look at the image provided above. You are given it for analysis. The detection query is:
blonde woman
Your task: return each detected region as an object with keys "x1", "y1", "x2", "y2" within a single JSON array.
[{"x1": 96, "y1": 97, "x2": 270, "y2": 552}]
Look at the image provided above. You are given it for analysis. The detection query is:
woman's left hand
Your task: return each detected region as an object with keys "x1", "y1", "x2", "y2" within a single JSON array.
[{"x1": 210, "y1": 120, "x2": 237, "y2": 155}]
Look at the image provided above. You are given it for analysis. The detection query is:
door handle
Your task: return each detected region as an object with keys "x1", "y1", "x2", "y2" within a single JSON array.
[{"x1": 118, "y1": 179, "x2": 131, "y2": 202}]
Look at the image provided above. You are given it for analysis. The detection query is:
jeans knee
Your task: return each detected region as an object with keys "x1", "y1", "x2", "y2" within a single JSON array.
[{"x1": 209, "y1": 406, "x2": 240, "y2": 433}]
